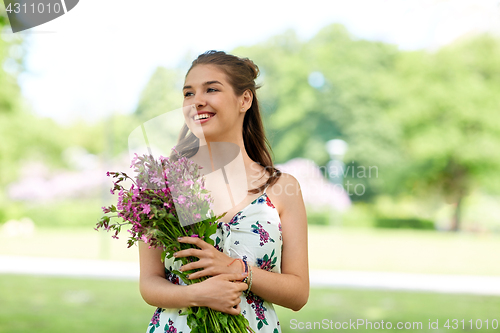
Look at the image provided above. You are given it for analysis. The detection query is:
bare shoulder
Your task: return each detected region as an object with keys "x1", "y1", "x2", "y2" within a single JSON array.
[{"x1": 266, "y1": 172, "x2": 304, "y2": 216}]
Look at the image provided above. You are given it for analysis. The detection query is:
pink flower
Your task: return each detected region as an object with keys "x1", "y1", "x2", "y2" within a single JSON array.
[
  {"x1": 194, "y1": 213, "x2": 201, "y2": 219},
  {"x1": 141, "y1": 203, "x2": 151, "y2": 214},
  {"x1": 130, "y1": 153, "x2": 140, "y2": 168},
  {"x1": 177, "y1": 195, "x2": 186, "y2": 204}
]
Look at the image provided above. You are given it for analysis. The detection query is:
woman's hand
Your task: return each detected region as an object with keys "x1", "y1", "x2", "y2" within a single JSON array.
[
  {"x1": 189, "y1": 272, "x2": 248, "y2": 315},
  {"x1": 175, "y1": 236, "x2": 245, "y2": 280}
]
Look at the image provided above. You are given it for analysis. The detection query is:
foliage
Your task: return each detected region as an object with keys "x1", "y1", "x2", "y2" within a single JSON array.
[{"x1": 374, "y1": 217, "x2": 434, "y2": 230}]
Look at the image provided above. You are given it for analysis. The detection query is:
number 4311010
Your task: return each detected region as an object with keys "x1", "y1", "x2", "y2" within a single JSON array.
[
  {"x1": 444, "y1": 319, "x2": 498, "y2": 330},
  {"x1": 6, "y1": 2, "x2": 63, "y2": 14}
]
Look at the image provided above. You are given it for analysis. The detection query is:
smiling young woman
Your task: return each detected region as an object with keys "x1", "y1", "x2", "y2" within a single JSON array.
[{"x1": 138, "y1": 50, "x2": 309, "y2": 333}]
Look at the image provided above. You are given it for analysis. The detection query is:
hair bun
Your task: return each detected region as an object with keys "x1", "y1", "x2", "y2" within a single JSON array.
[{"x1": 242, "y1": 58, "x2": 259, "y2": 80}]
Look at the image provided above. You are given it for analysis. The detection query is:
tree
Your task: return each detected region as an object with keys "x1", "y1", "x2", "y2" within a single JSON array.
[{"x1": 391, "y1": 34, "x2": 500, "y2": 230}]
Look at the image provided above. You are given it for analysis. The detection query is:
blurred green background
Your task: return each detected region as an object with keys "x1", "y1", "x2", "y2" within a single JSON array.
[{"x1": 1, "y1": 4, "x2": 500, "y2": 333}]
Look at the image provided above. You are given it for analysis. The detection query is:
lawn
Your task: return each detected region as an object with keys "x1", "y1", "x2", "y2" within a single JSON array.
[
  {"x1": 2, "y1": 226, "x2": 500, "y2": 275},
  {"x1": 2, "y1": 226, "x2": 500, "y2": 332},
  {"x1": 1, "y1": 274, "x2": 499, "y2": 333},
  {"x1": 307, "y1": 226, "x2": 500, "y2": 276}
]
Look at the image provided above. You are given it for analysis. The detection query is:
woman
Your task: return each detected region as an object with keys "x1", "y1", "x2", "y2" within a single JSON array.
[{"x1": 139, "y1": 50, "x2": 309, "y2": 333}]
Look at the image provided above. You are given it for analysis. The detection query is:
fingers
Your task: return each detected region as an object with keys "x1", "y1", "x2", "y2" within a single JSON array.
[
  {"x1": 180, "y1": 260, "x2": 206, "y2": 273},
  {"x1": 227, "y1": 303, "x2": 241, "y2": 315},
  {"x1": 177, "y1": 236, "x2": 210, "y2": 249},
  {"x1": 186, "y1": 263, "x2": 246, "y2": 280},
  {"x1": 236, "y1": 281, "x2": 249, "y2": 292},
  {"x1": 185, "y1": 267, "x2": 215, "y2": 280},
  {"x1": 224, "y1": 292, "x2": 242, "y2": 315},
  {"x1": 173, "y1": 248, "x2": 204, "y2": 259},
  {"x1": 194, "y1": 275, "x2": 246, "y2": 314},
  {"x1": 219, "y1": 272, "x2": 248, "y2": 282},
  {"x1": 209, "y1": 273, "x2": 248, "y2": 292}
]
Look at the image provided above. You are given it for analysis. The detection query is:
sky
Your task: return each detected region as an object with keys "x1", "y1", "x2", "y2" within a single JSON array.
[{"x1": 3, "y1": 0, "x2": 500, "y2": 125}]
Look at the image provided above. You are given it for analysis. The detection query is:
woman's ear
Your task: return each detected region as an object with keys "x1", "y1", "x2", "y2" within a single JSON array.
[{"x1": 240, "y1": 89, "x2": 253, "y2": 113}]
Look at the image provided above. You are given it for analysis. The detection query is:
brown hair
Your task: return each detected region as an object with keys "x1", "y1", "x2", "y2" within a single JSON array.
[{"x1": 176, "y1": 50, "x2": 281, "y2": 194}]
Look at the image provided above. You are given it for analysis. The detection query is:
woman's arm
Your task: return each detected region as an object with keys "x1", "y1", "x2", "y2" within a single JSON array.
[
  {"x1": 138, "y1": 241, "x2": 248, "y2": 314},
  {"x1": 249, "y1": 173, "x2": 309, "y2": 311}
]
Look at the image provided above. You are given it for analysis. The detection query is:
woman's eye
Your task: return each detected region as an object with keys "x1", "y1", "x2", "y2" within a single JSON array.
[
  {"x1": 184, "y1": 92, "x2": 193, "y2": 97},
  {"x1": 207, "y1": 88, "x2": 218, "y2": 93}
]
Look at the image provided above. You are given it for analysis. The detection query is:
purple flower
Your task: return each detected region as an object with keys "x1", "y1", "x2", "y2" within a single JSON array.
[
  {"x1": 130, "y1": 153, "x2": 140, "y2": 168},
  {"x1": 141, "y1": 204, "x2": 151, "y2": 215},
  {"x1": 177, "y1": 195, "x2": 186, "y2": 204}
]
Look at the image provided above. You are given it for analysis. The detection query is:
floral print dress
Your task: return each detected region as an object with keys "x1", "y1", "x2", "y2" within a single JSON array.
[{"x1": 147, "y1": 186, "x2": 282, "y2": 333}]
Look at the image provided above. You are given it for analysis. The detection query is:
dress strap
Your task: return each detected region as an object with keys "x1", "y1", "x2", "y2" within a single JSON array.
[{"x1": 263, "y1": 184, "x2": 269, "y2": 194}]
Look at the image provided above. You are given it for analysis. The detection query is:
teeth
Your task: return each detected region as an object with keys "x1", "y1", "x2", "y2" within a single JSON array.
[{"x1": 194, "y1": 113, "x2": 213, "y2": 121}]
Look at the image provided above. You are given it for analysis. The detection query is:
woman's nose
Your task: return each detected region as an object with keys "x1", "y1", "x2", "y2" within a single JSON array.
[{"x1": 193, "y1": 94, "x2": 207, "y2": 108}]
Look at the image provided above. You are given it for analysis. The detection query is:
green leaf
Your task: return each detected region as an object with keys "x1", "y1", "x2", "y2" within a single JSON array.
[
  {"x1": 216, "y1": 311, "x2": 228, "y2": 326},
  {"x1": 205, "y1": 237, "x2": 214, "y2": 246},
  {"x1": 171, "y1": 270, "x2": 191, "y2": 285}
]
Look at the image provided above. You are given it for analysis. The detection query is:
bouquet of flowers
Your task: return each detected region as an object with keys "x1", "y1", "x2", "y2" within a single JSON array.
[{"x1": 96, "y1": 149, "x2": 254, "y2": 333}]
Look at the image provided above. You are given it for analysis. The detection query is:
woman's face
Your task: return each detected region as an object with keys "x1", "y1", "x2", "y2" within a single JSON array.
[{"x1": 182, "y1": 64, "x2": 249, "y2": 142}]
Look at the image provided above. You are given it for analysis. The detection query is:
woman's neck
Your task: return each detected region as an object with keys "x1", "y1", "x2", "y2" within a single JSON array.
[{"x1": 204, "y1": 139, "x2": 266, "y2": 190}]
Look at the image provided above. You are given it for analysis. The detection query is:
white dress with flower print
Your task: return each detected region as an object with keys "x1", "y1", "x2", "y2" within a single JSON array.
[{"x1": 146, "y1": 186, "x2": 282, "y2": 333}]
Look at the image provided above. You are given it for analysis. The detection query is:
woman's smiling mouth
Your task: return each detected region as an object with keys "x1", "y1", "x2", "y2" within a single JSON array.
[{"x1": 193, "y1": 112, "x2": 215, "y2": 123}]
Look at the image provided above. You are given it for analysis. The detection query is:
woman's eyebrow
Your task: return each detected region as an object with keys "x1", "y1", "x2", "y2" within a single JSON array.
[
  {"x1": 204, "y1": 80, "x2": 223, "y2": 86},
  {"x1": 183, "y1": 80, "x2": 223, "y2": 91}
]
